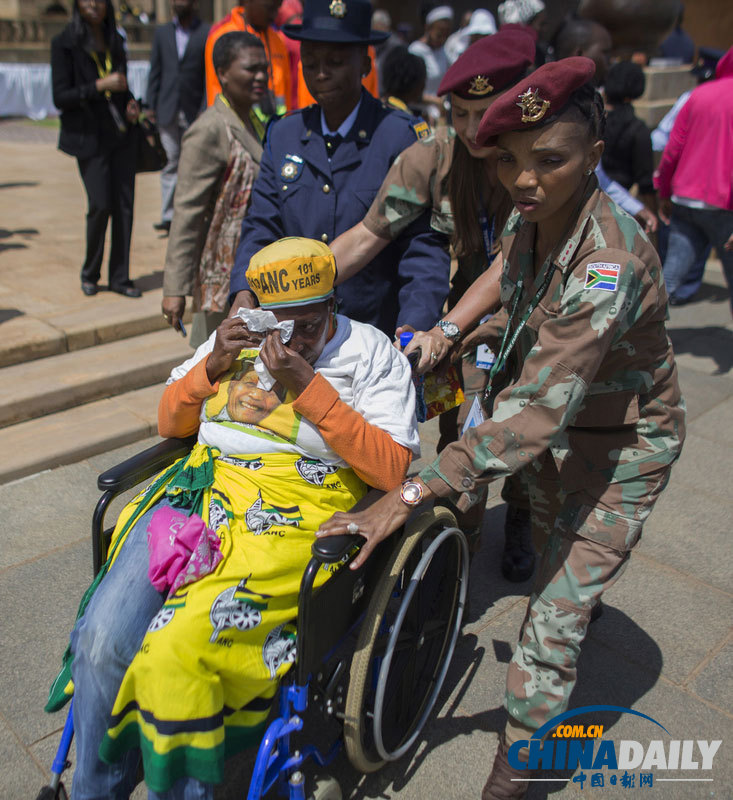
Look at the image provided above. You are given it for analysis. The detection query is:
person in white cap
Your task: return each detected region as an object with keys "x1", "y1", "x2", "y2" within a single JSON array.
[
  {"x1": 445, "y1": 9, "x2": 497, "y2": 65},
  {"x1": 408, "y1": 5, "x2": 454, "y2": 101}
]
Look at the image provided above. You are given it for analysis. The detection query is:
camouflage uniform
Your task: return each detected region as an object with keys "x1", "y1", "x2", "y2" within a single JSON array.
[
  {"x1": 364, "y1": 126, "x2": 526, "y2": 521},
  {"x1": 362, "y1": 129, "x2": 511, "y2": 513},
  {"x1": 362, "y1": 125, "x2": 455, "y2": 241},
  {"x1": 418, "y1": 178, "x2": 686, "y2": 730}
]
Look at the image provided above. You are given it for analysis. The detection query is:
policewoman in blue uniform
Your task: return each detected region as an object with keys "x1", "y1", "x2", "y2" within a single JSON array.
[{"x1": 229, "y1": 0, "x2": 451, "y2": 336}]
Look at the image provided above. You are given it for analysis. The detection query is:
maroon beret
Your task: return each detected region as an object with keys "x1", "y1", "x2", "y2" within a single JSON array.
[
  {"x1": 437, "y1": 28, "x2": 536, "y2": 99},
  {"x1": 500, "y1": 22, "x2": 539, "y2": 43},
  {"x1": 476, "y1": 56, "x2": 596, "y2": 145}
]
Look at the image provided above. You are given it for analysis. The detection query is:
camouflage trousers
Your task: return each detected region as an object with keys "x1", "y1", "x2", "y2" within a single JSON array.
[{"x1": 504, "y1": 462, "x2": 672, "y2": 730}]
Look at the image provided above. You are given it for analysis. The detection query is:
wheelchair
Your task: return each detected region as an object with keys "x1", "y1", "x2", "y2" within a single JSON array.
[{"x1": 38, "y1": 435, "x2": 469, "y2": 800}]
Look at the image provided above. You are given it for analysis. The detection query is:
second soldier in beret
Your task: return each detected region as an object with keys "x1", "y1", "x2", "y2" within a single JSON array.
[{"x1": 329, "y1": 29, "x2": 538, "y2": 579}]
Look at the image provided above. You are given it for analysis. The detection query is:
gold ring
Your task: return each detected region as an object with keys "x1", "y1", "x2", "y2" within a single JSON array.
[{"x1": 162, "y1": 314, "x2": 170, "y2": 321}]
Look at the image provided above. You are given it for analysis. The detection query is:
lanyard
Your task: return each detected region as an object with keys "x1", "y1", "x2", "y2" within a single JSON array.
[
  {"x1": 484, "y1": 257, "x2": 556, "y2": 401},
  {"x1": 478, "y1": 210, "x2": 495, "y2": 267},
  {"x1": 219, "y1": 95, "x2": 265, "y2": 142},
  {"x1": 91, "y1": 49, "x2": 112, "y2": 98}
]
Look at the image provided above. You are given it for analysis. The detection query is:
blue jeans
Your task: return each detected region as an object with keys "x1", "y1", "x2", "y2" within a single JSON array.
[
  {"x1": 657, "y1": 221, "x2": 709, "y2": 301},
  {"x1": 69, "y1": 501, "x2": 213, "y2": 800},
  {"x1": 663, "y1": 203, "x2": 733, "y2": 311}
]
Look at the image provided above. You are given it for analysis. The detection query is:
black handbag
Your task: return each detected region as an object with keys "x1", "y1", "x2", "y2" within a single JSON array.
[{"x1": 135, "y1": 114, "x2": 168, "y2": 173}]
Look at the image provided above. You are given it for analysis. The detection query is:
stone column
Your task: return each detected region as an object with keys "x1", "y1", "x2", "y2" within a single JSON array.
[
  {"x1": 155, "y1": 0, "x2": 171, "y2": 23},
  {"x1": 213, "y1": 0, "x2": 230, "y2": 21}
]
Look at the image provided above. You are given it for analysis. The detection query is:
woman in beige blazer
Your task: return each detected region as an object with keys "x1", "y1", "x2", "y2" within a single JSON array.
[{"x1": 162, "y1": 31, "x2": 267, "y2": 347}]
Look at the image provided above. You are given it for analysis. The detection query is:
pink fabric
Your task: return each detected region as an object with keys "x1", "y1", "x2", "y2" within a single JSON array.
[
  {"x1": 654, "y1": 46, "x2": 733, "y2": 210},
  {"x1": 147, "y1": 507, "x2": 223, "y2": 595}
]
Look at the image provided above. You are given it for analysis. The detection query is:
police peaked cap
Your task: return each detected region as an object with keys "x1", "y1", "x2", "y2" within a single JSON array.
[{"x1": 283, "y1": 0, "x2": 389, "y2": 45}]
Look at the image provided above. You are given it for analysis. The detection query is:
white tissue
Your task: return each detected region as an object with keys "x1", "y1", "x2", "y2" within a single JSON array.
[
  {"x1": 234, "y1": 307, "x2": 294, "y2": 342},
  {"x1": 234, "y1": 308, "x2": 295, "y2": 391}
]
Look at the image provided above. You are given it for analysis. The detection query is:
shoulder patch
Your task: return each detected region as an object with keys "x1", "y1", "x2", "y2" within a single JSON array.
[
  {"x1": 585, "y1": 262, "x2": 620, "y2": 292},
  {"x1": 412, "y1": 121, "x2": 430, "y2": 141},
  {"x1": 280, "y1": 154, "x2": 303, "y2": 182}
]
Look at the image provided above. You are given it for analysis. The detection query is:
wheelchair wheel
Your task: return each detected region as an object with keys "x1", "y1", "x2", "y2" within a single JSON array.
[
  {"x1": 35, "y1": 784, "x2": 68, "y2": 800},
  {"x1": 343, "y1": 507, "x2": 468, "y2": 772},
  {"x1": 307, "y1": 774, "x2": 342, "y2": 800}
]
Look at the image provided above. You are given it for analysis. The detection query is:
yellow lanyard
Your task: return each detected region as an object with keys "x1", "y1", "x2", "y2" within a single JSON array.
[
  {"x1": 91, "y1": 49, "x2": 112, "y2": 98},
  {"x1": 219, "y1": 95, "x2": 265, "y2": 142}
]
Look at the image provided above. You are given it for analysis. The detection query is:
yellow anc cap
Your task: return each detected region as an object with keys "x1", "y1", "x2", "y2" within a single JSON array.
[{"x1": 246, "y1": 237, "x2": 337, "y2": 309}]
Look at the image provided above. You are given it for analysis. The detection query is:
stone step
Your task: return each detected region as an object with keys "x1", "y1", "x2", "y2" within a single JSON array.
[
  {"x1": 0, "y1": 328, "x2": 191, "y2": 428},
  {"x1": 641, "y1": 65, "x2": 696, "y2": 103},
  {"x1": 632, "y1": 98, "x2": 678, "y2": 130},
  {"x1": 0, "y1": 384, "x2": 163, "y2": 485},
  {"x1": 0, "y1": 290, "x2": 190, "y2": 369}
]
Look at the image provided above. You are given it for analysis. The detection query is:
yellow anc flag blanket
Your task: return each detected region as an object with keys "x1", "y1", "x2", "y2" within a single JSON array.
[{"x1": 47, "y1": 443, "x2": 366, "y2": 792}]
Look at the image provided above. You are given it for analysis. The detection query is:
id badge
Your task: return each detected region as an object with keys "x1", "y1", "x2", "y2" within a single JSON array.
[
  {"x1": 475, "y1": 313, "x2": 496, "y2": 370},
  {"x1": 461, "y1": 394, "x2": 486, "y2": 436},
  {"x1": 475, "y1": 343, "x2": 496, "y2": 370}
]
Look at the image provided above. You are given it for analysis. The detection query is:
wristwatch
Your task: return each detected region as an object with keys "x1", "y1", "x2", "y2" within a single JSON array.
[
  {"x1": 400, "y1": 479, "x2": 425, "y2": 507},
  {"x1": 436, "y1": 319, "x2": 461, "y2": 342}
]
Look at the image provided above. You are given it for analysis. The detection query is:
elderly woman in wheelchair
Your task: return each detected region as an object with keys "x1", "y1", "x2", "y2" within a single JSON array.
[{"x1": 50, "y1": 238, "x2": 422, "y2": 800}]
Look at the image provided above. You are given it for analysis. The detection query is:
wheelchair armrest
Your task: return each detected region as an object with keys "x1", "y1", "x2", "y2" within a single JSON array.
[
  {"x1": 310, "y1": 488, "x2": 385, "y2": 564},
  {"x1": 97, "y1": 436, "x2": 196, "y2": 494},
  {"x1": 310, "y1": 532, "x2": 361, "y2": 564}
]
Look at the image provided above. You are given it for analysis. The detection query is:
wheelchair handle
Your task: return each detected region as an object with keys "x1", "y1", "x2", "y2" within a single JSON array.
[{"x1": 406, "y1": 345, "x2": 422, "y2": 372}]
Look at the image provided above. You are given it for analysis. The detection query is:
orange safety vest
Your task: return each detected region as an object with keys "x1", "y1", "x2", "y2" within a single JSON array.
[
  {"x1": 296, "y1": 45, "x2": 378, "y2": 109},
  {"x1": 205, "y1": 7, "x2": 292, "y2": 113}
]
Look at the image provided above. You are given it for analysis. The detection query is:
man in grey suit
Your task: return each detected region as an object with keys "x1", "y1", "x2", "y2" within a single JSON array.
[{"x1": 146, "y1": 0, "x2": 210, "y2": 232}]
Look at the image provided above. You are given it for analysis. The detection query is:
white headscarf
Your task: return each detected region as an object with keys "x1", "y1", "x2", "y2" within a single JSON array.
[
  {"x1": 497, "y1": 0, "x2": 545, "y2": 26},
  {"x1": 465, "y1": 9, "x2": 497, "y2": 37},
  {"x1": 425, "y1": 5, "x2": 454, "y2": 27}
]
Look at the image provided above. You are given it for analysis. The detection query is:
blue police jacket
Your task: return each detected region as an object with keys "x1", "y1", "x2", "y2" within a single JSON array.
[{"x1": 230, "y1": 90, "x2": 450, "y2": 335}]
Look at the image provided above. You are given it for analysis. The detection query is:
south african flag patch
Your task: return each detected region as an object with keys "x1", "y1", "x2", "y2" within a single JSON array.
[{"x1": 585, "y1": 262, "x2": 620, "y2": 292}]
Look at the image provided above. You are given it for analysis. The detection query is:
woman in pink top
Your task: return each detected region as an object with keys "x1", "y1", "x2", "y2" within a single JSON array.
[{"x1": 654, "y1": 46, "x2": 733, "y2": 314}]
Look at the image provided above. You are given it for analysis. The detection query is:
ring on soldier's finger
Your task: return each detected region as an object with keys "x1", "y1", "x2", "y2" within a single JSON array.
[
  {"x1": 430, "y1": 352, "x2": 437, "y2": 361},
  {"x1": 162, "y1": 314, "x2": 170, "y2": 321},
  {"x1": 347, "y1": 522, "x2": 360, "y2": 535}
]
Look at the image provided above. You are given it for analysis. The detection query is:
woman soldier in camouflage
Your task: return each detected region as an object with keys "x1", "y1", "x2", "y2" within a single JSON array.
[
  {"x1": 331, "y1": 27, "x2": 538, "y2": 581},
  {"x1": 318, "y1": 58, "x2": 685, "y2": 798}
]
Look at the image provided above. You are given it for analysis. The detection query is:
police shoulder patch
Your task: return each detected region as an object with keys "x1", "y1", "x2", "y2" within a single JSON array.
[
  {"x1": 585, "y1": 262, "x2": 620, "y2": 292},
  {"x1": 280, "y1": 154, "x2": 303, "y2": 182},
  {"x1": 412, "y1": 121, "x2": 430, "y2": 140}
]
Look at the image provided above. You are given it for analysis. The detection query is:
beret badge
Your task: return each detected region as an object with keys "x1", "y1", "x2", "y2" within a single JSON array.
[
  {"x1": 329, "y1": 0, "x2": 347, "y2": 18},
  {"x1": 516, "y1": 87, "x2": 550, "y2": 123},
  {"x1": 468, "y1": 75, "x2": 494, "y2": 96}
]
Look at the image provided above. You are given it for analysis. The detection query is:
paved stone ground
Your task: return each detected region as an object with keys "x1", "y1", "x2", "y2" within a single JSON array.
[{"x1": 0, "y1": 128, "x2": 732, "y2": 800}]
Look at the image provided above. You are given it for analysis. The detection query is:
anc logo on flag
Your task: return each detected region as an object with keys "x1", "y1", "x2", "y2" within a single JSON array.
[
  {"x1": 245, "y1": 490, "x2": 304, "y2": 535},
  {"x1": 585, "y1": 262, "x2": 621, "y2": 292}
]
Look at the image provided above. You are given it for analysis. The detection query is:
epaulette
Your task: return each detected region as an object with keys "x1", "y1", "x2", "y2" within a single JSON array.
[{"x1": 380, "y1": 102, "x2": 431, "y2": 141}]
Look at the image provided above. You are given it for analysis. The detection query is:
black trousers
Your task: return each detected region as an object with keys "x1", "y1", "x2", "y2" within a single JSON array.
[{"x1": 77, "y1": 132, "x2": 136, "y2": 287}]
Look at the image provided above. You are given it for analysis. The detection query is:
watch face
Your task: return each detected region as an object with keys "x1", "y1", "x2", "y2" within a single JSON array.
[
  {"x1": 401, "y1": 481, "x2": 423, "y2": 506},
  {"x1": 440, "y1": 321, "x2": 460, "y2": 340}
]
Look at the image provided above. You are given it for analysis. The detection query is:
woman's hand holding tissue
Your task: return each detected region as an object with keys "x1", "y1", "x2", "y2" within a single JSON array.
[
  {"x1": 259, "y1": 330, "x2": 315, "y2": 397},
  {"x1": 206, "y1": 318, "x2": 264, "y2": 383}
]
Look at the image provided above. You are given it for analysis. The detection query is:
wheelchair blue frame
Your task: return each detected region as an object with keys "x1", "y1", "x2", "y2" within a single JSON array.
[{"x1": 43, "y1": 675, "x2": 339, "y2": 800}]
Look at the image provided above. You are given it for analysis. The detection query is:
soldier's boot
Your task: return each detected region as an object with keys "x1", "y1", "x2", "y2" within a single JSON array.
[
  {"x1": 482, "y1": 734, "x2": 532, "y2": 800},
  {"x1": 501, "y1": 504, "x2": 535, "y2": 583}
]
